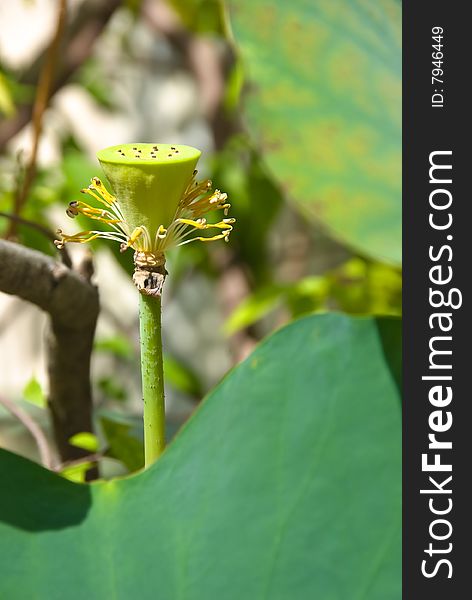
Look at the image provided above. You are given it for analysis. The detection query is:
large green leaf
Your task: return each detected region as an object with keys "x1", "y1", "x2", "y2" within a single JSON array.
[
  {"x1": 0, "y1": 314, "x2": 401, "y2": 598},
  {"x1": 229, "y1": 0, "x2": 401, "y2": 264}
]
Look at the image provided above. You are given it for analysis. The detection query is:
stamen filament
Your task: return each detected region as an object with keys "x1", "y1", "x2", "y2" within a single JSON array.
[{"x1": 56, "y1": 173, "x2": 234, "y2": 255}]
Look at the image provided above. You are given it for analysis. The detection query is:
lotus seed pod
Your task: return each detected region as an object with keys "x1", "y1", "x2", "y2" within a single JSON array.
[
  {"x1": 55, "y1": 143, "x2": 234, "y2": 256},
  {"x1": 97, "y1": 143, "x2": 201, "y2": 240}
]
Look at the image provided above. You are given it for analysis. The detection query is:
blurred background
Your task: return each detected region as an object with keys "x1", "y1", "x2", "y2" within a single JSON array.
[{"x1": 0, "y1": 0, "x2": 401, "y2": 478}]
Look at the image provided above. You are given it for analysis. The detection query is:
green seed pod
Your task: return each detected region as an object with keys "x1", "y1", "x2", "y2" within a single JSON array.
[{"x1": 97, "y1": 143, "x2": 201, "y2": 241}]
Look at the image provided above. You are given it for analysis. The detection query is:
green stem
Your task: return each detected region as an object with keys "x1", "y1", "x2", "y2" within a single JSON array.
[{"x1": 139, "y1": 293, "x2": 165, "y2": 466}]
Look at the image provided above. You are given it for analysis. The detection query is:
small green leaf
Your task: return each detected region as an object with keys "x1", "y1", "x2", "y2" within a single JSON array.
[
  {"x1": 69, "y1": 432, "x2": 99, "y2": 453},
  {"x1": 60, "y1": 462, "x2": 94, "y2": 484},
  {"x1": 286, "y1": 276, "x2": 330, "y2": 317},
  {"x1": 22, "y1": 377, "x2": 46, "y2": 408},
  {"x1": 224, "y1": 284, "x2": 286, "y2": 333}
]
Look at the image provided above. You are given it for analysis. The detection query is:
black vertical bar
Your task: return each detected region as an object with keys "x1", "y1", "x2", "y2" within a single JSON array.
[{"x1": 404, "y1": 2, "x2": 470, "y2": 597}]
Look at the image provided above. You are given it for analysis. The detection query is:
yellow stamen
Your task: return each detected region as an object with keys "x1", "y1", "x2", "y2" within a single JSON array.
[
  {"x1": 55, "y1": 173, "x2": 234, "y2": 254},
  {"x1": 180, "y1": 232, "x2": 231, "y2": 246},
  {"x1": 54, "y1": 230, "x2": 101, "y2": 248},
  {"x1": 81, "y1": 187, "x2": 111, "y2": 207},
  {"x1": 120, "y1": 226, "x2": 145, "y2": 252},
  {"x1": 156, "y1": 225, "x2": 167, "y2": 239},
  {"x1": 90, "y1": 177, "x2": 116, "y2": 204},
  {"x1": 176, "y1": 218, "x2": 234, "y2": 231}
]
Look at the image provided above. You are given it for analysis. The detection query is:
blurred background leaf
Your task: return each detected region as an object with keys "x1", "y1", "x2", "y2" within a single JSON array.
[
  {"x1": 100, "y1": 413, "x2": 144, "y2": 472},
  {"x1": 225, "y1": 257, "x2": 401, "y2": 334},
  {"x1": 212, "y1": 137, "x2": 284, "y2": 284},
  {"x1": 69, "y1": 431, "x2": 99, "y2": 453},
  {"x1": 22, "y1": 376, "x2": 46, "y2": 409},
  {"x1": 95, "y1": 334, "x2": 134, "y2": 361},
  {"x1": 228, "y1": 0, "x2": 401, "y2": 264},
  {"x1": 169, "y1": 0, "x2": 226, "y2": 34},
  {"x1": 164, "y1": 354, "x2": 203, "y2": 398},
  {"x1": 0, "y1": 71, "x2": 16, "y2": 117}
]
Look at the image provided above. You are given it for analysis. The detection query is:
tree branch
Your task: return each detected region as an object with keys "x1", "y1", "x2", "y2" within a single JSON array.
[
  {"x1": 0, "y1": 394, "x2": 54, "y2": 470},
  {"x1": 0, "y1": 211, "x2": 72, "y2": 268},
  {"x1": 6, "y1": 0, "x2": 67, "y2": 239},
  {"x1": 0, "y1": 240, "x2": 99, "y2": 476}
]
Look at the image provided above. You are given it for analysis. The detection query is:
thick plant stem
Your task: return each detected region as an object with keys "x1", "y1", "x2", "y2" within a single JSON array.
[{"x1": 139, "y1": 293, "x2": 165, "y2": 466}]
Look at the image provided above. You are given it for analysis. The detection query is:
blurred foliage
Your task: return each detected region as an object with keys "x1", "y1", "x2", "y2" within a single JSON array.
[
  {"x1": 0, "y1": 68, "x2": 35, "y2": 115},
  {"x1": 228, "y1": 0, "x2": 401, "y2": 264},
  {"x1": 94, "y1": 335, "x2": 132, "y2": 404},
  {"x1": 0, "y1": 157, "x2": 59, "y2": 256},
  {"x1": 169, "y1": 0, "x2": 226, "y2": 34},
  {"x1": 0, "y1": 71, "x2": 15, "y2": 117},
  {"x1": 225, "y1": 257, "x2": 401, "y2": 333},
  {"x1": 95, "y1": 334, "x2": 134, "y2": 361},
  {"x1": 100, "y1": 413, "x2": 144, "y2": 472},
  {"x1": 97, "y1": 376, "x2": 128, "y2": 402},
  {"x1": 164, "y1": 354, "x2": 203, "y2": 398},
  {"x1": 222, "y1": 57, "x2": 244, "y2": 113},
  {"x1": 76, "y1": 59, "x2": 118, "y2": 110},
  {"x1": 22, "y1": 376, "x2": 46, "y2": 409},
  {"x1": 212, "y1": 136, "x2": 283, "y2": 284}
]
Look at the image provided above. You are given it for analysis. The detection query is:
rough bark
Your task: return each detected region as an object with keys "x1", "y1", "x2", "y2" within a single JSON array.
[{"x1": 0, "y1": 240, "x2": 99, "y2": 473}]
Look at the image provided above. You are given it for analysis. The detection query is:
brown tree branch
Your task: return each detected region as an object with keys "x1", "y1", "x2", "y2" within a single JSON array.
[
  {"x1": 0, "y1": 394, "x2": 54, "y2": 470},
  {"x1": 0, "y1": 240, "x2": 99, "y2": 477},
  {"x1": 6, "y1": 0, "x2": 67, "y2": 239},
  {"x1": 54, "y1": 451, "x2": 103, "y2": 474},
  {"x1": 0, "y1": 211, "x2": 72, "y2": 268}
]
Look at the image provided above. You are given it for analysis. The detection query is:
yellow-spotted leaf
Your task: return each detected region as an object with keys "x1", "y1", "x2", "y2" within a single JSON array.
[{"x1": 229, "y1": 0, "x2": 401, "y2": 263}]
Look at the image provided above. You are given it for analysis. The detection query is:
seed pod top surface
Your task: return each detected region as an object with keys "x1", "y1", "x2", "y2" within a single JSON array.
[{"x1": 97, "y1": 143, "x2": 201, "y2": 237}]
